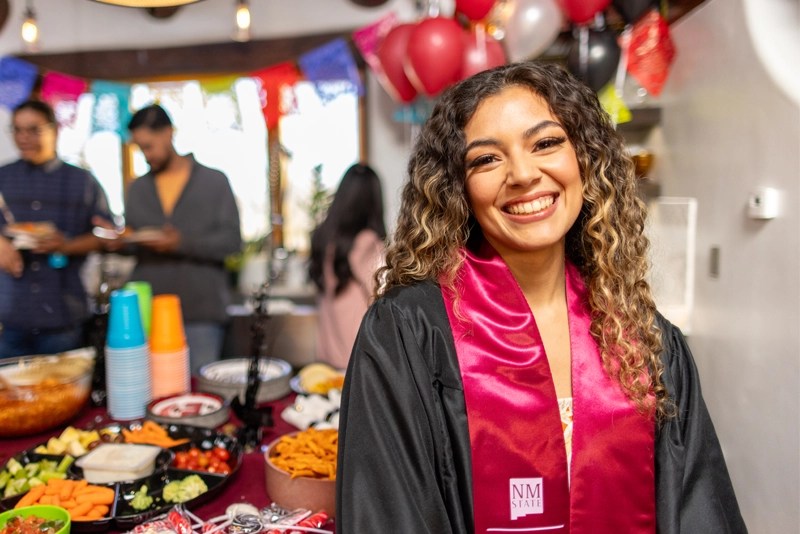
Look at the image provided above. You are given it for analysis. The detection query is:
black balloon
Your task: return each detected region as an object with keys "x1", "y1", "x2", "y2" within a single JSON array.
[
  {"x1": 612, "y1": 0, "x2": 657, "y2": 24},
  {"x1": 567, "y1": 28, "x2": 621, "y2": 92},
  {"x1": 348, "y1": 0, "x2": 390, "y2": 6}
]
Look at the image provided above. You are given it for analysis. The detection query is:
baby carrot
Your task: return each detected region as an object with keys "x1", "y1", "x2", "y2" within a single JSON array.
[
  {"x1": 76, "y1": 491, "x2": 115, "y2": 506},
  {"x1": 14, "y1": 485, "x2": 46, "y2": 509},
  {"x1": 85, "y1": 508, "x2": 105, "y2": 519},
  {"x1": 68, "y1": 501, "x2": 93, "y2": 519}
]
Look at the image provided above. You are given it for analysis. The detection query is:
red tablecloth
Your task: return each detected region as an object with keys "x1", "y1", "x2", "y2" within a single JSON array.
[{"x1": 0, "y1": 393, "x2": 332, "y2": 532}]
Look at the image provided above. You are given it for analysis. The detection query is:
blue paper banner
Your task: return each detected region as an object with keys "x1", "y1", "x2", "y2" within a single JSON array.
[
  {"x1": 90, "y1": 80, "x2": 132, "y2": 140},
  {"x1": 392, "y1": 98, "x2": 433, "y2": 125},
  {"x1": 0, "y1": 57, "x2": 38, "y2": 110},
  {"x1": 298, "y1": 38, "x2": 363, "y2": 102}
]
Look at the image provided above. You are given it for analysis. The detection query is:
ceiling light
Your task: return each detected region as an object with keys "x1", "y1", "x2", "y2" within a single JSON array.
[
  {"x1": 21, "y1": 1, "x2": 39, "y2": 52},
  {"x1": 233, "y1": 0, "x2": 251, "y2": 42}
]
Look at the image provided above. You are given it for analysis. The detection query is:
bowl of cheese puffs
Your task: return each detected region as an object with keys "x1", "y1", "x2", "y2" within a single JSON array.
[{"x1": 264, "y1": 428, "x2": 337, "y2": 517}]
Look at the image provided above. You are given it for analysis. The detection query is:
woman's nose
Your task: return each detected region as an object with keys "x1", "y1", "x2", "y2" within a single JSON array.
[{"x1": 505, "y1": 155, "x2": 541, "y2": 187}]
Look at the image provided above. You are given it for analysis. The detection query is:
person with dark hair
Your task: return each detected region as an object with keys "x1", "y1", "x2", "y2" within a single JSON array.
[
  {"x1": 122, "y1": 104, "x2": 241, "y2": 374},
  {"x1": 0, "y1": 100, "x2": 112, "y2": 357},
  {"x1": 308, "y1": 163, "x2": 385, "y2": 368},
  {"x1": 336, "y1": 62, "x2": 747, "y2": 533}
]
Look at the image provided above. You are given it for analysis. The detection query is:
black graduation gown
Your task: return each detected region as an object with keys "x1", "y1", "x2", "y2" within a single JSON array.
[{"x1": 336, "y1": 281, "x2": 748, "y2": 533}]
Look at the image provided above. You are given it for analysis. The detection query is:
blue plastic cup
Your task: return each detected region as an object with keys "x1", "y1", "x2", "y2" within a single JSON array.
[{"x1": 107, "y1": 289, "x2": 146, "y2": 349}]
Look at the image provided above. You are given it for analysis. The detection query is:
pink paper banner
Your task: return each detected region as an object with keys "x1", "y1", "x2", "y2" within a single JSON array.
[
  {"x1": 41, "y1": 71, "x2": 88, "y2": 126},
  {"x1": 352, "y1": 12, "x2": 398, "y2": 75}
]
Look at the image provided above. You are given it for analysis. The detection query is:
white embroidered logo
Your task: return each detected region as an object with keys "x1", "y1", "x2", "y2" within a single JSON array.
[{"x1": 510, "y1": 477, "x2": 543, "y2": 519}]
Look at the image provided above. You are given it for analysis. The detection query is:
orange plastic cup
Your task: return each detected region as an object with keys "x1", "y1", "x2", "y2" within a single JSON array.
[{"x1": 149, "y1": 294, "x2": 187, "y2": 353}]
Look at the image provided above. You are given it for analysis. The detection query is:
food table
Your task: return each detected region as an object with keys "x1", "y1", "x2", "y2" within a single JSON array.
[{"x1": 0, "y1": 392, "x2": 335, "y2": 533}]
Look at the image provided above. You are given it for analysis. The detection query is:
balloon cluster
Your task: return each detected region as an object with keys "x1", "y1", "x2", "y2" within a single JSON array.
[
  {"x1": 564, "y1": 0, "x2": 659, "y2": 91},
  {"x1": 376, "y1": 2, "x2": 511, "y2": 103},
  {"x1": 372, "y1": 0, "x2": 661, "y2": 103}
]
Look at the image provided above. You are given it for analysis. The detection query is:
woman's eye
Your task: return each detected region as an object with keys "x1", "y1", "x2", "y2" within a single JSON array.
[
  {"x1": 534, "y1": 136, "x2": 567, "y2": 151},
  {"x1": 467, "y1": 154, "x2": 497, "y2": 168}
]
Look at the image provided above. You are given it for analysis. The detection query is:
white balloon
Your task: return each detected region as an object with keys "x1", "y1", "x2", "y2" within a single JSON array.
[{"x1": 503, "y1": 0, "x2": 564, "y2": 62}]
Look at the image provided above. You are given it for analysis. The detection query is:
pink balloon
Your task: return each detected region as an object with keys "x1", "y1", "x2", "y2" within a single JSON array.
[
  {"x1": 558, "y1": 0, "x2": 611, "y2": 24},
  {"x1": 376, "y1": 23, "x2": 418, "y2": 103},
  {"x1": 460, "y1": 30, "x2": 506, "y2": 80},
  {"x1": 405, "y1": 17, "x2": 466, "y2": 97},
  {"x1": 456, "y1": 0, "x2": 496, "y2": 21}
]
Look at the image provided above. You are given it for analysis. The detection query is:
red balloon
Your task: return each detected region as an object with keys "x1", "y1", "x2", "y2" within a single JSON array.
[
  {"x1": 405, "y1": 17, "x2": 466, "y2": 97},
  {"x1": 460, "y1": 30, "x2": 506, "y2": 80},
  {"x1": 376, "y1": 23, "x2": 418, "y2": 103},
  {"x1": 558, "y1": 0, "x2": 611, "y2": 24},
  {"x1": 456, "y1": 0, "x2": 496, "y2": 21}
]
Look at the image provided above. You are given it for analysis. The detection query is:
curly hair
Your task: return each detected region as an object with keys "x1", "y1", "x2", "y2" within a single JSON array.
[{"x1": 378, "y1": 61, "x2": 672, "y2": 420}]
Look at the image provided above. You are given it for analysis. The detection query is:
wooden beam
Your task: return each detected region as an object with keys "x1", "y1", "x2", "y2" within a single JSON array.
[{"x1": 16, "y1": 30, "x2": 365, "y2": 81}]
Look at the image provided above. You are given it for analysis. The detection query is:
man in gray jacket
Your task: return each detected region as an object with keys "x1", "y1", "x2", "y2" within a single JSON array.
[{"x1": 123, "y1": 104, "x2": 241, "y2": 373}]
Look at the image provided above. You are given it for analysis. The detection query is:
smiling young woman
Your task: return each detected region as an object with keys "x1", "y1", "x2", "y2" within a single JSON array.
[{"x1": 335, "y1": 62, "x2": 747, "y2": 534}]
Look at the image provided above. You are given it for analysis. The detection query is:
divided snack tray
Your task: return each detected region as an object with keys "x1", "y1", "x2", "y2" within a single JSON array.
[{"x1": 0, "y1": 422, "x2": 243, "y2": 532}]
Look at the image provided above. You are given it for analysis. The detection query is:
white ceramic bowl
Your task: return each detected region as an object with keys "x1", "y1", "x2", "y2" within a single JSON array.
[
  {"x1": 146, "y1": 392, "x2": 230, "y2": 428},
  {"x1": 196, "y1": 358, "x2": 292, "y2": 403}
]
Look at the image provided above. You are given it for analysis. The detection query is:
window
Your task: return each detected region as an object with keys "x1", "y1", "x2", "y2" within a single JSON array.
[{"x1": 56, "y1": 77, "x2": 361, "y2": 250}]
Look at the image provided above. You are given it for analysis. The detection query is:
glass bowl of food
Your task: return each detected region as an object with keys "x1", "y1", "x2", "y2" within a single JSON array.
[{"x1": 0, "y1": 348, "x2": 95, "y2": 438}]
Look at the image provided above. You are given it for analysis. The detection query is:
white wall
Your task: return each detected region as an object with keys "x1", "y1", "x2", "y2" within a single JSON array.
[
  {"x1": 660, "y1": 0, "x2": 800, "y2": 531},
  {"x1": 0, "y1": 0, "x2": 416, "y2": 52}
]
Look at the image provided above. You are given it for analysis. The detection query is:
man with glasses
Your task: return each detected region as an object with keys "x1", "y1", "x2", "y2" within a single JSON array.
[{"x1": 0, "y1": 100, "x2": 112, "y2": 358}]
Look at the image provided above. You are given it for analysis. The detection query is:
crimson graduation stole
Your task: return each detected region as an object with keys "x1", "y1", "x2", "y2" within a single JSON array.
[{"x1": 440, "y1": 246, "x2": 656, "y2": 533}]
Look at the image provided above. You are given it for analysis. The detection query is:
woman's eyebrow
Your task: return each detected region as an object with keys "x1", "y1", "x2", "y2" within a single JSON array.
[
  {"x1": 522, "y1": 120, "x2": 563, "y2": 140},
  {"x1": 465, "y1": 120, "x2": 565, "y2": 153}
]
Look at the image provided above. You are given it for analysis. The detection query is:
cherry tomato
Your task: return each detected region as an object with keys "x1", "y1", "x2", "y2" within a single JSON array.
[
  {"x1": 188, "y1": 447, "x2": 200, "y2": 458},
  {"x1": 212, "y1": 447, "x2": 230, "y2": 461}
]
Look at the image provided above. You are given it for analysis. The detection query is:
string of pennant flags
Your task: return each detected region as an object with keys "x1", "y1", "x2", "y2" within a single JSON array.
[
  {"x1": 0, "y1": 4, "x2": 673, "y2": 137},
  {"x1": 0, "y1": 15, "x2": 389, "y2": 140}
]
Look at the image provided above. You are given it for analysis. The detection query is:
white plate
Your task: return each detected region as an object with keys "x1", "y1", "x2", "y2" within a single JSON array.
[
  {"x1": 289, "y1": 375, "x2": 305, "y2": 395},
  {"x1": 3, "y1": 222, "x2": 56, "y2": 239},
  {"x1": 123, "y1": 228, "x2": 167, "y2": 243}
]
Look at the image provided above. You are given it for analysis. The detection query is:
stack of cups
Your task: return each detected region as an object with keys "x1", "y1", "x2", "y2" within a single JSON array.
[
  {"x1": 150, "y1": 294, "x2": 190, "y2": 398},
  {"x1": 106, "y1": 289, "x2": 152, "y2": 420},
  {"x1": 124, "y1": 281, "x2": 153, "y2": 339}
]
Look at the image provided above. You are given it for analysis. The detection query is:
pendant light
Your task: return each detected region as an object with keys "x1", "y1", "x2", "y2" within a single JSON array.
[
  {"x1": 233, "y1": 0, "x2": 251, "y2": 42},
  {"x1": 21, "y1": 0, "x2": 39, "y2": 52}
]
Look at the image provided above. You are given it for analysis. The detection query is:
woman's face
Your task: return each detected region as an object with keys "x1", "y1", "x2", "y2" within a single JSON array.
[
  {"x1": 12, "y1": 108, "x2": 57, "y2": 165},
  {"x1": 463, "y1": 85, "x2": 583, "y2": 259}
]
